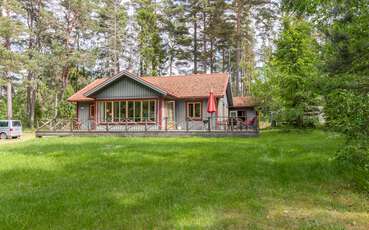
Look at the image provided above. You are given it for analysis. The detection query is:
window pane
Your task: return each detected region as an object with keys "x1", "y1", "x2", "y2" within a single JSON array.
[
  {"x1": 128, "y1": 101, "x2": 134, "y2": 121},
  {"x1": 120, "y1": 101, "x2": 126, "y2": 121},
  {"x1": 149, "y1": 101, "x2": 156, "y2": 121},
  {"x1": 90, "y1": 105, "x2": 95, "y2": 118},
  {"x1": 134, "y1": 101, "x2": 141, "y2": 122},
  {"x1": 113, "y1": 102, "x2": 119, "y2": 122},
  {"x1": 142, "y1": 101, "x2": 149, "y2": 121},
  {"x1": 188, "y1": 103, "x2": 194, "y2": 118},
  {"x1": 106, "y1": 102, "x2": 112, "y2": 122},
  {"x1": 98, "y1": 102, "x2": 105, "y2": 122},
  {"x1": 195, "y1": 103, "x2": 201, "y2": 118},
  {"x1": 12, "y1": 121, "x2": 21, "y2": 127},
  {"x1": 0, "y1": 121, "x2": 8, "y2": 127}
]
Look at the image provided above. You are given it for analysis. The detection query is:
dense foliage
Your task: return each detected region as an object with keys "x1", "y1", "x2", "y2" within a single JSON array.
[
  {"x1": 271, "y1": 17, "x2": 320, "y2": 127},
  {"x1": 261, "y1": 0, "x2": 369, "y2": 190},
  {"x1": 0, "y1": 0, "x2": 278, "y2": 126}
]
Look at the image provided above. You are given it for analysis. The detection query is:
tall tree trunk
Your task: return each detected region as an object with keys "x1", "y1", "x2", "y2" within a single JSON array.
[
  {"x1": 193, "y1": 13, "x2": 198, "y2": 74},
  {"x1": 222, "y1": 48, "x2": 225, "y2": 72},
  {"x1": 169, "y1": 54, "x2": 173, "y2": 76},
  {"x1": 7, "y1": 81, "x2": 12, "y2": 119},
  {"x1": 2, "y1": 0, "x2": 12, "y2": 119},
  {"x1": 139, "y1": 58, "x2": 143, "y2": 76},
  {"x1": 203, "y1": 11, "x2": 207, "y2": 73},
  {"x1": 235, "y1": 0, "x2": 242, "y2": 95},
  {"x1": 26, "y1": 0, "x2": 40, "y2": 128},
  {"x1": 27, "y1": 72, "x2": 37, "y2": 128},
  {"x1": 29, "y1": 84, "x2": 36, "y2": 128},
  {"x1": 54, "y1": 93, "x2": 58, "y2": 119},
  {"x1": 113, "y1": 0, "x2": 119, "y2": 74},
  {"x1": 210, "y1": 39, "x2": 214, "y2": 73},
  {"x1": 54, "y1": 65, "x2": 69, "y2": 119}
]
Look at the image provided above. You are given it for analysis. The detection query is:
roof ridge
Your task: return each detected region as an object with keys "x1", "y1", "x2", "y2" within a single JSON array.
[{"x1": 142, "y1": 72, "x2": 227, "y2": 78}]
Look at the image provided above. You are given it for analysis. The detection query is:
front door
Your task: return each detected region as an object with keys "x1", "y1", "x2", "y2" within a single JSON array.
[{"x1": 165, "y1": 101, "x2": 175, "y2": 129}]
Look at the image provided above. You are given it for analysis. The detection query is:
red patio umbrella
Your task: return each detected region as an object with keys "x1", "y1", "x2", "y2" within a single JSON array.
[
  {"x1": 207, "y1": 90, "x2": 217, "y2": 114},
  {"x1": 207, "y1": 90, "x2": 217, "y2": 130}
]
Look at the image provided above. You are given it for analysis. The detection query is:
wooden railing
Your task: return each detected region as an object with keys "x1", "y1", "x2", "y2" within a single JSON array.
[{"x1": 36, "y1": 116, "x2": 259, "y2": 133}]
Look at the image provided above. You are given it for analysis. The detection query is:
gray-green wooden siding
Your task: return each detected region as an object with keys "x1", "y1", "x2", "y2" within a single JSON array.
[
  {"x1": 174, "y1": 96, "x2": 228, "y2": 129},
  {"x1": 93, "y1": 77, "x2": 161, "y2": 99}
]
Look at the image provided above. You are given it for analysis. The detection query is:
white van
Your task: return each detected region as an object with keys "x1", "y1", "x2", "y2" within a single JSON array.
[{"x1": 0, "y1": 120, "x2": 22, "y2": 139}]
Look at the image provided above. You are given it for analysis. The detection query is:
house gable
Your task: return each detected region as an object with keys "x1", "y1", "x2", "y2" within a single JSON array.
[
  {"x1": 91, "y1": 77, "x2": 163, "y2": 99},
  {"x1": 85, "y1": 71, "x2": 167, "y2": 100}
]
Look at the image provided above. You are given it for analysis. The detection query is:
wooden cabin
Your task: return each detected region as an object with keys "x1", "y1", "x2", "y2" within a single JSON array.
[{"x1": 67, "y1": 71, "x2": 235, "y2": 131}]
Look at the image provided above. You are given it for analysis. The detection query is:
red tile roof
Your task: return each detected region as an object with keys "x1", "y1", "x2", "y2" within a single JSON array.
[
  {"x1": 142, "y1": 73, "x2": 229, "y2": 98},
  {"x1": 67, "y1": 78, "x2": 108, "y2": 102},
  {"x1": 68, "y1": 73, "x2": 229, "y2": 102},
  {"x1": 232, "y1": 96, "x2": 259, "y2": 108}
]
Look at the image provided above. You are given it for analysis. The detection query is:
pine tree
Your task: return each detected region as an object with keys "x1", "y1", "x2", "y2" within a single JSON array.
[
  {"x1": 160, "y1": 0, "x2": 191, "y2": 75},
  {"x1": 232, "y1": 0, "x2": 277, "y2": 95},
  {"x1": 49, "y1": 0, "x2": 97, "y2": 118},
  {"x1": 182, "y1": 0, "x2": 204, "y2": 74},
  {"x1": 204, "y1": 0, "x2": 234, "y2": 73},
  {"x1": 135, "y1": 0, "x2": 164, "y2": 76},
  {"x1": 96, "y1": 0, "x2": 127, "y2": 76},
  {"x1": 0, "y1": 0, "x2": 23, "y2": 119},
  {"x1": 18, "y1": 0, "x2": 48, "y2": 127}
]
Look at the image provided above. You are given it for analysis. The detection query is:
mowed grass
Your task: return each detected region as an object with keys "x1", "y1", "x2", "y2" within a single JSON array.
[{"x1": 0, "y1": 130, "x2": 368, "y2": 229}]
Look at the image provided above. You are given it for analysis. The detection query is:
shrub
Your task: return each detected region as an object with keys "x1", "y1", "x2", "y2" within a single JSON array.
[
  {"x1": 326, "y1": 90, "x2": 369, "y2": 191},
  {"x1": 336, "y1": 140, "x2": 369, "y2": 192}
]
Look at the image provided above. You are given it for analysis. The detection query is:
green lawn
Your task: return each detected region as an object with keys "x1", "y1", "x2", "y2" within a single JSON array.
[{"x1": 0, "y1": 130, "x2": 368, "y2": 229}]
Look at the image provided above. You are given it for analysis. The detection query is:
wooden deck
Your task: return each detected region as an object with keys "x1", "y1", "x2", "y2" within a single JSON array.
[
  {"x1": 35, "y1": 130, "x2": 259, "y2": 138},
  {"x1": 35, "y1": 117, "x2": 259, "y2": 138}
]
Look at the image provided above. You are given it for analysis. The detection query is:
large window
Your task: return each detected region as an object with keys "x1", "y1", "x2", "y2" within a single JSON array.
[
  {"x1": 97, "y1": 100, "x2": 157, "y2": 123},
  {"x1": 128, "y1": 101, "x2": 134, "y2": 120},
  {"x1": 120, "y1": 101, "x2": 127, "y2": 121},
  {"x1": 134, "y1": 101, "x2": 141, "y2": 122},
  {"x1": 106, "y1": 102, "x2": 112, "y2": 122},
  {"x1": 113, "y1": 102, "x2": 119, "y2": 122},
  {"x1": 187, "y1": 102, "x2": 202, "y2": 120},
  {"x1": 149, "y1": 101, "x2": 156, "y2": 121}
]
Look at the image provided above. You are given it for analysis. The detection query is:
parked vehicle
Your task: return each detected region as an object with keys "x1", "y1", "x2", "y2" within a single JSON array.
[{"x1": 0, "y1": 120, "x2": 22, "y2": 139}]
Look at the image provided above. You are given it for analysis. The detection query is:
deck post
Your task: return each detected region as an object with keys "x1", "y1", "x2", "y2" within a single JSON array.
[
  {"x1": 165, "y1": 117, "x2": 168, "y2": 132},
  {"x1": 186, "y1": 118, "x2": 189, "y2": 132},
  {"x1": 208, "y1": 117, "x2": 211, "y2": 132},
  {"x1": 125, "y1": 119, "x2": 128, "y2": 132},
  {"x1": 231, "y1": 118, "x2": 234, "y2": 132},
  {"x1": 144, "y1": 119, "x2": 147, "y2": 132},
  {"x1": 106, "y1": 122, "x2": 109, "y2": 131},
  {"x1": 70, "y1": 119, "x2": 73, "y2": 132}
]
